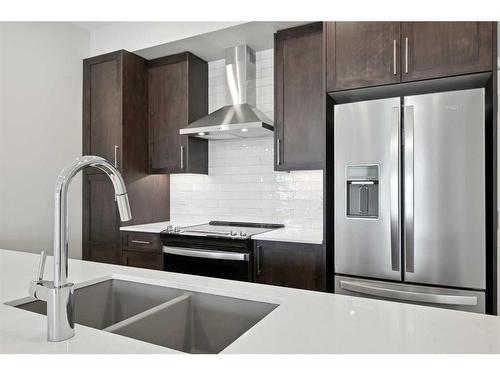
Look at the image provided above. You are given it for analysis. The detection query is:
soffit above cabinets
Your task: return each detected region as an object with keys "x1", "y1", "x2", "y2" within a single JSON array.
[{"x1": 134, "y1": 21, "x2": 309, "y2": 61}]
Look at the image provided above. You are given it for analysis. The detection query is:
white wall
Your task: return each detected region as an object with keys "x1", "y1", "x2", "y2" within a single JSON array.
[
  {"x1": 0, "y1": 22, "x2": 89, "y2": 258},
  {"x1": 170, "y1": 50, "x2": 323, "y2": 229},
  {"x1": 85, "y1": 22, "x2": 244, "y2": 57}
]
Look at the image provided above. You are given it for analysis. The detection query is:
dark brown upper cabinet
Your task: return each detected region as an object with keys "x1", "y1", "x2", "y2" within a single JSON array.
[
  {"x1": 327, "y1": 22, "x2": 494, "y2": 92},
  {"x1": 274, "y1": 22, "x2": 325, "y2": 171},
  {"x1": 83, "y1": 50, "x2": 169, "y2": 265},
  {"x1": 254, "y1": 240, "x2": 325, "y2": 291},
  {"x1": 148, "y1": 52, "x2": 208, "y2": 174},
  {"x1": 401, "y1": 22, "x2": 493, "y2": 82},
  {"x1": 83, "y1": 51, "x2": 123, "y2": 169},
  {"x1": 327, "y1": 22, "x2": 401, "y2": 91}
]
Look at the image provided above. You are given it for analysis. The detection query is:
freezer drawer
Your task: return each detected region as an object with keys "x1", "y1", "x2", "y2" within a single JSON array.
[
  {"x1": 403, "y1": 89, "x2": 485, "y2": 289},
  {"x1": 334, "y1": 275, "x2": 485, "y2": 313}
]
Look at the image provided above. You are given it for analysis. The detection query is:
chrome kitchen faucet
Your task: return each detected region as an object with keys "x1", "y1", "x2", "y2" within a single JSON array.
[{"x1": 29, "y1": 156, "x2": 132, "y2": 342}]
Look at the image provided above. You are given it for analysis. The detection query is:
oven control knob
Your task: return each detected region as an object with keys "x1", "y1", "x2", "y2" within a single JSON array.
[
  {"x1": 239, "y1": 231, "x2": 247, "y2": 237},
  {"x1": 230, "y1": 231, "x2": 237, "y2": 236},
  {"x1": 166, "y1": 225, "x2": 173, "y2": 233},
  {"x1": 174, "y1": 226, "x2": 181, "y2": 233}
]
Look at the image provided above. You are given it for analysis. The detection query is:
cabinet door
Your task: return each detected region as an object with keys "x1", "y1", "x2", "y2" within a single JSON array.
[
  {"x1": 275, "y1": 23, "x2": 324, "y2": 171},
  {"x1": 148, "y1": 57, "x2": 188, "y2": 174},
  {"x1": 254, "y1": 241, "x2": 325, "y2": 291},
  {"x1": 327, "y1": 22, "x2": 401, "y2": 91},
  {"x1": 83, "y1": 173, "x2": 121, "y2": 264},
  {"x1": 122, "y1": 250, "x2": 164, "y2": 271},
  {"x1": 83, "y1": 53, "x2": 122, "y2": 169},
  {"x1": 148, "y1": 53, "x2": 208, "y2": 174},
  {"x1": 401, "y1": 22, "x2": 493, "y2": 82}
]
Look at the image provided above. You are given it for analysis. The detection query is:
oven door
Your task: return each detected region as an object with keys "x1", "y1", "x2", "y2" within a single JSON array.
[{"x1": 163, "y1": 246, "x2": 252, "y2": 282}]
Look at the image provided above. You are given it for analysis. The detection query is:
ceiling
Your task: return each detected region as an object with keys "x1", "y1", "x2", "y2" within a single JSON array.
[
  {"x1": 72, "y1": 22, "x2": 118, "y2": 31},
  {"x1": 133, "y1": 21, "x2": 309, "y2": 61}
]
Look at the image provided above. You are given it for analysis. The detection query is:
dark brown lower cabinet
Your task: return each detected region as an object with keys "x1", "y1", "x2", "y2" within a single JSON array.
[
  {"x1": 121, "y1": 231, "x2": 164, "y2": 270},
  {"x1": 254, "y1": 240, "x2": 325, "y2": 291},
  {"x1": 122, "y1": 251, "x2": 164, "y2": 271},
  {"x1": 83, "y1": 173, "x2": 121, "y2": 265}
]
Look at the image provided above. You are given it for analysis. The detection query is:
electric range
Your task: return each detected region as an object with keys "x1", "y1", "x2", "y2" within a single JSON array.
[{"x1": 161, "y1": 221, "x2": 284, "y2": 282}]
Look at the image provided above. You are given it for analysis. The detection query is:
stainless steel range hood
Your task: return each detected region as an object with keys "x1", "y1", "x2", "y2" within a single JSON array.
[{"x1": 180, "y1": 45, "x2": 274, "y2": 140}]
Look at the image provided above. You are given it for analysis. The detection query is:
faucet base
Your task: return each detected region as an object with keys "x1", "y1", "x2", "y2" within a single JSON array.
[{"x1": 46, "y1": 283, "x2": 75, "y2": 342}]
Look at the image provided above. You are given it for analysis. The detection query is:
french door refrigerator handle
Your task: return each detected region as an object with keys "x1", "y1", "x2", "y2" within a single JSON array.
[
  {"x1": 390, "y1": 106, "x2": 401, "y2": 271},
  {"x1": 339, "y1": 281, "x2": 478, "y2": 306},
  {"x1": 404, "y1": 105, "x2": 415, "y2": 273}
]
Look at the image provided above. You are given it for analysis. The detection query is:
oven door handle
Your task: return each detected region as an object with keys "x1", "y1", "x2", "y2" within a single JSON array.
[{"x1": 163, "y1": 246, "x2": 249, "y2": 261}]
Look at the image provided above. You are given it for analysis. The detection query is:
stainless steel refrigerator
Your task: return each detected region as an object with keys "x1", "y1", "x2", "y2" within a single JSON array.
[{"x1": 333, "y1": 88, "x2": 486, "y2": 313}]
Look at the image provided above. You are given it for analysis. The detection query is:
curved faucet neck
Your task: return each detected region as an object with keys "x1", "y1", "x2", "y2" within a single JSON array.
[{"x1": 53, "y1": 156, "x2": 130, "y2": 288}]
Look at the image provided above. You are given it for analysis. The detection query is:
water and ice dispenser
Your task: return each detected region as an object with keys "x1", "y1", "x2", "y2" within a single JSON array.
[{"x1": 346, "y1": 165, "x2": 379, "y2": 219}]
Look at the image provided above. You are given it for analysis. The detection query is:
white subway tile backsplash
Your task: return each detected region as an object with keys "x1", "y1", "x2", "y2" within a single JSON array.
[{"x1": 170, "y1": 49, "x2": 323, "y2": 230}]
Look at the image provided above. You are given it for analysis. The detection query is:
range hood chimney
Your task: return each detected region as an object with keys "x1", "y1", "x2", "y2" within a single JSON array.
[{"x1": 180, "y1": 45, "x2": 274, "y2": 140}]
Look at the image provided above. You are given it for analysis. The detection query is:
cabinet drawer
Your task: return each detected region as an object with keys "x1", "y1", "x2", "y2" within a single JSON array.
[
  {"x1": 121, "y1": 231, "x2": 162, "y2": 253},
  {"x1": 122, "y1": 250, "x2": 164, "y2": 271}
]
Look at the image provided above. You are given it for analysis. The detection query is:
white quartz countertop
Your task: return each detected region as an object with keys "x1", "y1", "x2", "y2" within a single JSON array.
[
  {"x1": 252, "y1": 228, "x2": 323, "y2": 245},
  {"x1": 121, "y1": 221, "x2": 323, "y2": 244},
  {"x1": 2, "y1": 248, "x2": 500, "y2": 354},
  {"x1": 120, "y1": 221, "x2": 203, "y2": 233}
]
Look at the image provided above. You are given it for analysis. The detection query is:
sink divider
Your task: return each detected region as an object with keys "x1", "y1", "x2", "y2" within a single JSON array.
[{"x1": 104, "y1": 293, "x2": 192, "y2": 334}]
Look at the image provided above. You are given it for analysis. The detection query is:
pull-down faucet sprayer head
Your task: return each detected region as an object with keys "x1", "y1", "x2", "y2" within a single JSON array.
[{"x1": 116, "y1": 193, "x2": 132, "y2": 222}]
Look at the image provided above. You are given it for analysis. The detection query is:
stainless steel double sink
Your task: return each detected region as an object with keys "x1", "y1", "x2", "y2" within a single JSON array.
[{"x1": 9, "y1": 278, "x2": 278, "y2": 353}]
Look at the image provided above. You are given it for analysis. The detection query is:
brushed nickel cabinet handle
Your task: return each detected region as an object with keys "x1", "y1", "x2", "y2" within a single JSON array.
[
  {"x1": 404, "y1": 37, "x2": 409, "y2": 74},
  {"x1": 180, "y1": 146, "x2": 184, "y2": 169},
  {"x1": 131, "y1": 240, "x2": 152, "y2": 245},
  {"x1": 114, "y1": 145, "x2": 119, "y2": 169},
  {"x1": 393, "y1": 39, "x2": 397, "y2": 75}
]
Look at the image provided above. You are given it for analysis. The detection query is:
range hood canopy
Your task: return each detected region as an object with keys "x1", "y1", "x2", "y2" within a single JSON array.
[{"x1": 180, "y1": 45, "x2": 274, "y2": 140}]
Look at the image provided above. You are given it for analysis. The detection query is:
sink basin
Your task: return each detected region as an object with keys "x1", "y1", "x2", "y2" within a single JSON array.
[
  {"x1": 8, "y1": 277, "x2": 278, "y2": 353},
  {"x1": 12, "y1": 279, "x2": 185, "y2": 330},
  {"x1": 105, "y1": 290, "x2": 278, "y2": 353}
]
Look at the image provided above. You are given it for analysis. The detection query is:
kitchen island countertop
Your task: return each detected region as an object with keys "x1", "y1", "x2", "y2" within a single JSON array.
[{"x1": 1, "y1": 248, "x2": 500, "y2": 354}]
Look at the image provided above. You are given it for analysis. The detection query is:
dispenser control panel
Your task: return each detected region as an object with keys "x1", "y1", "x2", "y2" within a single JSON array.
[{"x1": 346, "y1": 165, "x2": 379, "y2": 219}]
